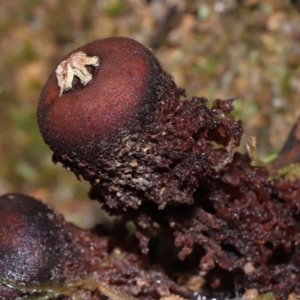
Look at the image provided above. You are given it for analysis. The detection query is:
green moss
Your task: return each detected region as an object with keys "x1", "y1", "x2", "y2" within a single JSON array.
[
  {"x1": 0, "y1": 274, "x2": 138, "y2": 300},
  {"x1": 255, "y1": 292, "x2": 274, "y2": 300},
  {"x1": 7, "y1": 41, "x2": 39, "y2": 66},
  {"x1": 104, "y1": 0, "x2": 124, "y2": 17},
  {"x1": 278, "y1": 163, "x2": 300, "y2": 181}
]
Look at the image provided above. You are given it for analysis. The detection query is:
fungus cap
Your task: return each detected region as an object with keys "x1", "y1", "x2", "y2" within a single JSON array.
[
  {"x1": 0, "y1": 193, "x2": 63, "y2": 285},
  {"x1": 38, "y1": 37, "x2": 164, "y2": 161}
]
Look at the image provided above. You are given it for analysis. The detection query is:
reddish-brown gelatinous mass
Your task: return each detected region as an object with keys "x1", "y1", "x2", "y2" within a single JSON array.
[{"x1": 35, "y1": 37, "x2": 300, "y2": 299}]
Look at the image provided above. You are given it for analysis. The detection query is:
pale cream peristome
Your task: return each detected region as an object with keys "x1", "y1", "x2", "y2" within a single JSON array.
[{"x1": 55, "y1": 51, "x2": 100, "y2": 96}]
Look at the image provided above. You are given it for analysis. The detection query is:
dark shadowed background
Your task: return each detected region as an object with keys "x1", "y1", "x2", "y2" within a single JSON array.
[{"x1": 1, "y1": 0, "x2": 300, "y2": 228}]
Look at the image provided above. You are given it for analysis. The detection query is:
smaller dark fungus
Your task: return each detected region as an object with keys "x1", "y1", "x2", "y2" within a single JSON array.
[
  {"x1": 0, "y1": 285, "x2": 19, "y2": 300},
  {"x1": 0, "y1": 193, "x2": 66, "y2": 297},
  {"x1": 0, "y1": 193, "x2": 189, "y2": 299}
]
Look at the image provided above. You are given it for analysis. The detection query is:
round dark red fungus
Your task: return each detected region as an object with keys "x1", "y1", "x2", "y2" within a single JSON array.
[
  {"x1": 38, "y1": 37, "x2": 243, "y2": 211},
  {"x1": 38, "y1": 37, "x2": 165, "y2": 159},
  {"x1": 0, "y1": 193, "x2": 65, "y2": 296}
]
